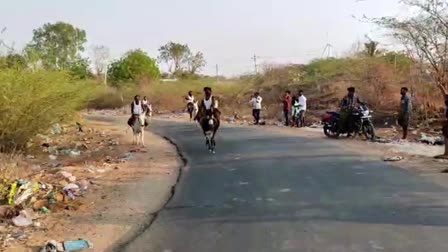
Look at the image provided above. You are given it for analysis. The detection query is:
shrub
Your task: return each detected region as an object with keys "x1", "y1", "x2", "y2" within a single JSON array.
[{"x1": 0, "y1": 69, "x2": 94, "y2": 152}]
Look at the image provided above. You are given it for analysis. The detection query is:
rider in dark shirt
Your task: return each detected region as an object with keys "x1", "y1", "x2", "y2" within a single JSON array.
[{"x1": 339, "y1": 87, "x2": 363, "y2": 135}]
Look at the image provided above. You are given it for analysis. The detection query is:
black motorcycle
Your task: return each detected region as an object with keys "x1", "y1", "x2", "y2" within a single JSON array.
[{"x1": 322, "y1": 104, "x2": 375, "y2": 140}]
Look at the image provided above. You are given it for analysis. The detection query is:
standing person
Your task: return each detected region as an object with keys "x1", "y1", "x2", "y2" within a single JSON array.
[
  {"x1": 282, "y1": 91, "x2": 292, "y2": 126},
  {"x1": 398, "y1": 87, "x2": 412, "y2": 140},
  {"x1": 128, "y1": 95, "x2": 143, "y2": 127},
  {"x1": 297, "y1": 90, "x2": 307, "y2": 127},
  {"x1": 339, "y1": 87, "x2": 362, "y2": 135},
  {"x1": 250, "y1": 92, "x2": 262, "y2": 125}
]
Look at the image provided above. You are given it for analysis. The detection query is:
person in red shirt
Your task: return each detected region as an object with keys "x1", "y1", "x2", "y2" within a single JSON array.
[{"x1": 282, "y1": 91, "x2": 292, "y2": 126}]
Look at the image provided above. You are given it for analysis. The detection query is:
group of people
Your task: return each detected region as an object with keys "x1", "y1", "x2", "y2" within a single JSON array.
[
  {"x1": 248, "y1": 90, "x2": 308, "y2": 126},
  {"x1": 247, "y1": 86, "x2": 412, "y2": 140},
  {"x1": 184, "y1": 88, "x2": 221, "y2": 124},
  {"x1": 335, "y1": 86, "x2": 412, "y2": 140},
  {"x1": 128, "y1": 85, "x2": 413, "y2": 142}
]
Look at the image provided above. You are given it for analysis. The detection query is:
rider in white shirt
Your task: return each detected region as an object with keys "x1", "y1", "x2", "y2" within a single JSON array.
[
  {"x1": 128, "y1": 95, "x2": 144, "y2": 127},
  {"x1": 185, "y1": 91, "x2": 195, "y2": 104},
  {"x1": 131, "y1": 95, "x2": 143, "y2": 115},
  {"x1": 196, "y1": 87, "x2": 220, "y2": 122}
]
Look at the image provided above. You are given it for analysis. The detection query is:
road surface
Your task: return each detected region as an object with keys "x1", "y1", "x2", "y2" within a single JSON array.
[{"x1": 122, "y1": 120, "x2": 448, "y2": 252}]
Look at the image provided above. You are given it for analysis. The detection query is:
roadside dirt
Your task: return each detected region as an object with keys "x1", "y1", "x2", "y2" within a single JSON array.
[{"x1": 4, "y1": 116, "x2": 181, "y2": 251}]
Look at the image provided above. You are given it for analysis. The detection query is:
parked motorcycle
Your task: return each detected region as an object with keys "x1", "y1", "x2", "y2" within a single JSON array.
[
  {"x1": 322, "y1": 104, "x2": 375, "y2": 140},
  {"x1": 291, "y1": 103, "x2": 305, "y2": 127}
]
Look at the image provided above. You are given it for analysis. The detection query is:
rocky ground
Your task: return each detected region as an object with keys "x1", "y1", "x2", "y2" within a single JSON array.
[{"x1": 0, "y1": 113, "x2": 181, "y2": 251}]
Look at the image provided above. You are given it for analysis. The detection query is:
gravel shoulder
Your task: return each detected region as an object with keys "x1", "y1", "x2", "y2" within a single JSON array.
[{"x1": 7, "y1": 115, "x2": 181, "y2": 252}]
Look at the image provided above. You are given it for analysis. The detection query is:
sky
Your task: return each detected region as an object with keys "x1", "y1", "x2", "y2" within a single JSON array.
[{"x1": 0, "y1": 0, "x2": 406, "y2": 76}]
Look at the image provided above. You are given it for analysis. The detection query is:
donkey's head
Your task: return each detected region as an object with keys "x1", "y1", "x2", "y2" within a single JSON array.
[{"x1": 132, "y1": 114, "x2": 146, "y2": 134}]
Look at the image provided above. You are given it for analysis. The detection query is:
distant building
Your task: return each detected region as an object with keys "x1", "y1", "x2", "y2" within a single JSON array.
[{"x1": 160, "y1": 78, "x2": 178, "y2": 82}]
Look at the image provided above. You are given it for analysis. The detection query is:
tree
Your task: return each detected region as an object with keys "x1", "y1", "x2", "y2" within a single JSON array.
[
  {"x1": 29, "y1": 22, "x2": 87, "y2": 70},
  {"x1": 4, "y1": 53, "x2": 26, "y2": 69},
  {"x1": 91, "y1": 45, "x2": 110, "y2": 81},
  {"x1": 107, "y1": 49, "x2": 160, "y2": 85},
  {"x1": 364, "y1": 40, "x2": 381, "y2": 57},
  {"x1": 69, "y1": 58, "x2": 93, "y2": 79},
  {"x1": 23, "y1": 44, "x2": 42, "y2": 71},
  {"x1": 186, "y1": 51, "x2": 206, "y2": 74},
  {"x1": 158, "y1": 42, "x2": 191, "y2": 73},
  {"x1": 373, "y1": 0, "x2": 448, "y2": 157}
]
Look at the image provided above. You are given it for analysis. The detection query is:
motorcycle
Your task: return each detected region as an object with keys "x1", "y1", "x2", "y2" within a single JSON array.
[
  {"x1": 322, "y1": 103, "x2": 375, "y2": 140},
  {"x1": 291, "y1": 103, "x2": 305, "y2": 127}
]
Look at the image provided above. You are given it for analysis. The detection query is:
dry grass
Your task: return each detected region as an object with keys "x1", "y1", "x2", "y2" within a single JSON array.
[{"x1": 0, "y1": 69, "x2": 95, "y2": 152}]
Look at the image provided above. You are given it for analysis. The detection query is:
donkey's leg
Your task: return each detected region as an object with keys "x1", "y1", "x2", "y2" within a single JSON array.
[
  {"x1": 210, "y1": 124, "x2": 219, "y2": 153},
  {"x1": 141, "y1": 129, "x2": 145, "y2": 146}
]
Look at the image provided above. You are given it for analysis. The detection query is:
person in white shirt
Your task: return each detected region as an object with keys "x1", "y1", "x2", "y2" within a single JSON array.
[
  {"x1": 297, "y1": 90, "x2": 307, "y2": 127},
  {"x1": 185, "y1": 91, "x2": 195, "y2": 104},
  {"x1": 128, "y1": 95, "x2": 144, "y2": 127},
  {"x1": 195, "y1": 87, "x2": 220, "y2": 122},
  {"x1": 131, "y1": 95, "x2": 143, "y2": 116},
  {"x1": 142, "y1": 96, "x2": 152, "y2": 116},
  {"x1": 185, "y1": 91, "x2": 197, "y2": 121},
  {"x1": 249, "y1": 92, "x2": 262, "y2": 125}
]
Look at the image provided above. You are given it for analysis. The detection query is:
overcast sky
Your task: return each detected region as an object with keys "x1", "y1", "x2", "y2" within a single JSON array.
[{"x1": 1, "y1": 0, "x2": 406, "y2": 76}]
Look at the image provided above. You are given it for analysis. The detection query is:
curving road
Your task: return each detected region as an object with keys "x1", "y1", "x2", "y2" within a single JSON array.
[{"x1": 122, "y1": 120, "x2": 448, "y2": 252}]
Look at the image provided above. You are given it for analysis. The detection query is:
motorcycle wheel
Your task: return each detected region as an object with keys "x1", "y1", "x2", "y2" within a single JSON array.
[
  {"x1": 324, "y1": 125, "x2": 339, "y2": 138},
  {"x1": 362, "y1": 121, "x2": 376, "y2": 141}
]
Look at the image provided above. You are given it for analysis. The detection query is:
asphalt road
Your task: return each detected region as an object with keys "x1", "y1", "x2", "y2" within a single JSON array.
[{"x1": 122, "y1": 120, "x2": 448, "y2": 252}]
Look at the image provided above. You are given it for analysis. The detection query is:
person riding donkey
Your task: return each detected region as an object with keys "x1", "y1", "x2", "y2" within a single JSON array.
[
  {"x1": 185, "y1": 91, "x2": 198, "y2": 121},
  {"x1": 195, "y1": 87, "x2": 221, "y2": 153},
  {"x1": 127, "y1": 95, "x2": 148, "y2": 145}
]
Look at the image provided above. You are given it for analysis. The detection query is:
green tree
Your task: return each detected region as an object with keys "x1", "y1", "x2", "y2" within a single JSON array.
[
  {"x1": 29, "y1": 22, "x2": 87, "y2": 70},
  {"x1": 108, "y1": 49, "x2": 160, "y2": 85},
  {"x1": 23, "y1": 45, "x2": 42, "y2": 71},
  {"x1": 186, "y1": 51, "x2": 206, "y2": 74},
  {"x1": 0, "y1": 53, "x2": 26, "y2": 70},
  {"x1": 158, "y1": 42, "x2": 191, "y2": 73},
  {"x1": 69, "y1": 58, "x2": 92, "y2": 79}
]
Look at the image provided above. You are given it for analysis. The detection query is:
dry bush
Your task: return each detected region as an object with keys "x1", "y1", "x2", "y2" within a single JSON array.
[
  {"x1": 0, "y1": 69, "x2": 94, "y2": 152},
  {"x1": 87, "y1": 85, "x2": 137, "y2": 110}
]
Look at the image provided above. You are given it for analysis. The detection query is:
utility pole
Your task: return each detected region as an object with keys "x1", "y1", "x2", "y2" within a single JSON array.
[
  {"x1": 215, "y1": 64, "x2": 219, "y2": 83},
  {"x1": 104, "y1": 63, "x2": 108, "y2": 86},
  {"x1": 252, "y1": 54, "x2": 258, "y2": 74}
]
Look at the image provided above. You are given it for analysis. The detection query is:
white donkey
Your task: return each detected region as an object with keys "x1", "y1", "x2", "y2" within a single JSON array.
[{"x1": 131, "y1": 114, "x2": 147, "y2": 146}]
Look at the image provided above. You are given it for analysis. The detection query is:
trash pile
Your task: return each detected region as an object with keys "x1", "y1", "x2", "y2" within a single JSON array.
[
  {"x1": 40, "y1": 239, "x2": 93, "y2": 252},
  {"x1": 419, "y1": 133, "x2": 444, "y2": 146},
  {"x1": 0, "y1": 122, "x2": 129, "y2": 250}
]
